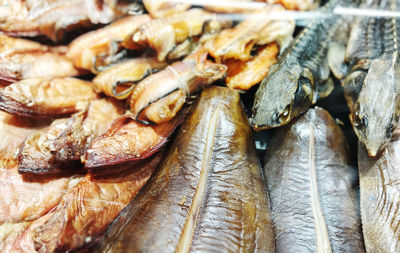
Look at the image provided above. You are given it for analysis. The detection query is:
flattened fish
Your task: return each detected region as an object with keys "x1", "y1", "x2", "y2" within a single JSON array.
[
  {"x1": 358, "y1": 127, "x2": 400, "y2": 252},
  {"x1": 67, "y1": 15, "x2": 152, "y2": 72},
  {"x1": 93, "y1": 57, "x2": 167, "y2": 99},
  {"x1": 251, "y1": 0, "x2": 351, "y2": 130},
  {"x1": 128, "y1": 50, "x2": 226, "y2": 124},
  {"x1": 208, "y1": 5, "x2": 294, "y2": 62},
  {"x1": 84, "y1": 110, "x2": 185, "y2": 173},
  {"x1": 143, "y1": 0, "x2": 190, "y2": 17},
  {"x1": 264, "y1": 108, "x2": 364, "y2": 252},
  {"x1": 0, "y1": 77, "x2": 98, "y2": 118},
  {"x1": 122, "y1": 9, "x2": 231, "y2": 61},
  {"x1": 225, "y1": 43, "x2": 279, "y2": 90},
  {"x1": 343, "y1": 0, "x2": 400, "y2": 156},
  {"x1": 31, "y1": 154, "x2": 161, "y2": 252},
  {"x1": 92, "y1": 86, "x2": 275, "y2": 253},
  {"x1": 0, "y1": 0, "x2": 143, "y2": 42},
  {"x1": 0, "y1": 34, "x2": 81, "y2": 83}
]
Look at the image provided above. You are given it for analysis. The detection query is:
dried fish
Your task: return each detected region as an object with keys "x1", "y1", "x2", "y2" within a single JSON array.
[
  {"x1": 129, "y1": 51, "x2": 226, "y2": 124},
  {"x1": 93, "y1": 57, "x2": 167, "y2": 99},
  {"x1": 31, "y1": 154, "x2": 161, "y2": 252},
  {"x1": 251, "y1": 0, "x2": 351, "y2": 130},
  {"x1": 93, "y1": 86, "x2": 275, "y2": 253},
  {"x1": 225, "y1": 43, "x2": 279, "y2": 90},
  {"x1": 143, "y1": 0, "x2": 191, "y2": 17},
  {"x1": 122, "y1": 9, "x2": 232, "y2": 61},
  {"x1": 208, "y1": 5, "x2": 294, "y2": 62},
  {"x1": 204, "y1": 0, "x2": 266, "y2": 13},
  {"x1": 0, "y1": 168, "x2": 71, "y2": 225},
  {"x1": 0, "y1": 0, "x2": 143, "y2": 42},
  {"x1": 67, "y1": 15, "x2": 152, "y2": 73},
  {"x1": 264, "y1": 108, "x2": 365, "y2": 252},
  {"x1": 84, "y1": 110, "x2": 185, "y2": 173},
  {"x1": 343, "y1": 0, "x2": 400, "y2": 156},
  {"x1": 267, "y1": 0, "x2": 320, "y2": 10},
  {"x1": 0, "y1": 34, "x2": 81, "y2": 83},
  {"x1": 18, "y1": 99, "x2": 123, "y2": 174},
  {"x1": 358, "y1": 127, "x2": 400, "y2": 252},
  {"x1": 0, "y1": 77, "x2": 98, "y2": 118}
]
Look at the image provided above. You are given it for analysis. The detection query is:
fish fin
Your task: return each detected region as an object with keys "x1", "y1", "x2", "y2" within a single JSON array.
[
  {"x1": 317, "y1": 77, "x2": 334, "y2": 99},
  {"x1": 328, "y1": 42, "x2": 348, "y2": 79}
]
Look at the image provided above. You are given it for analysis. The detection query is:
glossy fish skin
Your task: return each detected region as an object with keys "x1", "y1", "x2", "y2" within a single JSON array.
[
  {"x1": 67, "y1": 15, "x2": 152, "y2": 72},
  {"x1": 93, "y1": 86, "x2": 275, "y2": 253},
  {"x1": 129, "y1": 51, "x2": 226, "y2": 124},
  {"x1": 0, "y1": 0, "x2": 143, "y2": 42},
  {"x1": 93, "y1": 57, "x2": 167, "y2": 99},
  {"x1": 225, "y1": 42, "x2": 279, "y2": 90},
  {"x1": 32, "y1": 154, "x2": 161, "y2": 252},
  {"x1": 208, "y1": 5, "x2": 294, "y2": 62},
  {"x1": 344, "y1": 0, "x2": 400, "y2": 157},
  {"x1": 84, "y1": 110, "x2": 185, "y2": 173},
  {"x1": 264, "y1": 108, "x2": 365, "y2": 253},
  {"x1": 122, "y1": 9, "x2": 231, "y2": 61},
  {"x1": 0, "y1": 77, "x2": 98, "y2": 118},
  {"x1": 251, "y1": 0, "x2": 350, "y2": 131},
  {"x1": 358, "y1": 129, "x2": 400, "y2": 253},
  {"x1": 0, "y1": 34, "x2": 81, "y2": 83}
]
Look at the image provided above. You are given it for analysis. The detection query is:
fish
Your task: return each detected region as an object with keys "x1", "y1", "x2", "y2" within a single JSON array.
[
  {"x1": 225, "y1": 42, "x2": 279, "y2": 90},
  {"x1": 0, "y1": 34, "x2": 81, "y2": 83},
  {"x1": 92, "y1": 57, "x2": 167, "y2": 99},
  {"x1": 263, "y1": 107, "x2": 365, "y2": 252},
  {"x1": 91, "y1": 86, "x2": 275, "y2": 253},
  {"x1": 67, "y1": 15, "x2": 152, "y2": 73},
  {"x1": 208, "y1": 5, "x2": 294, "y2": 62},
  {"x1": 267, "y1": 0, "x2": 320, "y2": 10},
  {"x1": 128, "y1": 50, "x2": 226, "y2": 124},
  {"x1": 122, "y1": 8, "x2": 232, "y2": 61},
  {"x1": 18, "y1": 98, "x2": 124, "y2": 174},
  {"x1": 358, "y1": 125, "x2": 400, "y2": 252},
  {"x1": 0, "y1": 77, "x2": 98, "y2": 118},
  {"x1": 143, "y1": 0, "x2": 191, "y2": 17},
  {"x1": 343, "y1": 0, "x2": 400, "y2": 157},
  {"x1": 84, "y1": 110, "x2": 185, "y2": 174},
  {"x1": 0, "y1": 0, "x2": 143, "y2": 42},
  {"x1": 251, "y1": 0, "x2": 351, "y2": 131},
  {"x1": 31, "y1": 154, "x2": 162, "y2": 252}
]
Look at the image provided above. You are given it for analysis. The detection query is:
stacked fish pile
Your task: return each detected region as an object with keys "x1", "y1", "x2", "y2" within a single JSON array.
[{"x1": 0, "y1": 0, "x2": 397, "y2": 252}]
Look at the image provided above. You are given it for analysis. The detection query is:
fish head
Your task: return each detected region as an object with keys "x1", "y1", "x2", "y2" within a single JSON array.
[
  {"x1": 251, "y1": 62, "x2": 315, "y2": 130},
  {"x1": 350, "y1": 56, "x2": 400, "y2": 157}
]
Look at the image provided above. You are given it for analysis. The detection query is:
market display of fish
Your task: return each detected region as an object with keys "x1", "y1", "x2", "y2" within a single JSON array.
[
  {"x1": 92, "y1": 57, "x2": 167, "y2": 99},
  {"x1": 67, "y1": 15, "x2": 152, "y2": 73},
  {"x1": 251, "y1": 0, "x2": 352, "y2": 130},
  {"x1": 344, "y1": 0, "x2": 400, "y2": 157},
  {"x1": 122, "y1": 8, "x2": 232, "y2": 61},
  {"x1": 0, "y1": 77, "x2": 98, "y2": 118},
  {"x1": 93, "y1": 86, "x2": 275, "y2": 253},
  {"x1": 264, "y1": 107, "x2": 365, "y2": 252},
  {"x1": 359, "y1": 127, "x2": 400, "y2": 253},
  {"x1": 2, "y1": 1, "x2": 400, "y2": 251},
  {"x1": 0, "y1": 0, "x2": 143, "y2": 42},
  {"x1": 0, "y1": 34, "x2": 81, "y2": 84}
]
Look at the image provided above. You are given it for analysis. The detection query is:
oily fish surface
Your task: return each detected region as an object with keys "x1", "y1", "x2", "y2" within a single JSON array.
[
  {"x1": 96, "y1": 86, "x2": 275, "y2": 253},
  {"x1": 264, "y1": 107, "x2": 365, "y2": 253}
]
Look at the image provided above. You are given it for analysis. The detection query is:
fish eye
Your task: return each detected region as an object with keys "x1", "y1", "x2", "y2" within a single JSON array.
[
  {"x1": 354, "y1": 114, "x2": 368, "y2": 128},
  {"x1": 279, "y1": 105, "x2": 291, "y2": 123}
]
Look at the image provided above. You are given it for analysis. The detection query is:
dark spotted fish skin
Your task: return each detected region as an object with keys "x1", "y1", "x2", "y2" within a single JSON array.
[
  {"x1": 251, "y1": 0, "x2": 354, "y2": 131},
  {"x1": 344, "y1": 0, "x2": 400, "y2": 156}
]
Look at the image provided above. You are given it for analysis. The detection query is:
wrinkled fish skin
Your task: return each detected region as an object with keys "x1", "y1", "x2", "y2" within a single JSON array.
[
  {"x1": 359, "y1": 129, "x2": 400, "y2": 253},
  {"x1": 95, "y1": 86, "x2": 275, "y2": 253},
  {"x1": 344, "y1": 0, "x2": 400, "y2": 157},
  {"x1": 251, "y1": 0, "x2": 351, "y2": 131},
  {"x1": 0, "y1": 77, "x2": 98, "y2": 118},
  {"x1": 264, "y1": 108, "x2": 365, "y2": 253}
]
